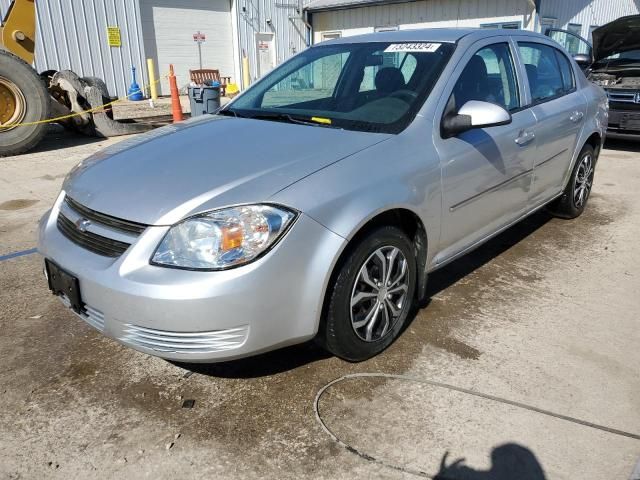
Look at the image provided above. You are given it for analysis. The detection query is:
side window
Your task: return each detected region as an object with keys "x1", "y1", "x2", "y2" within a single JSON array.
[
  {"x1": 450, "y1": 43, "x2": 519, "y2": 112},
  {"x1": 518, "y1": 42, "x2": 565, "y2": 104},
  {"x1": 554, "y1": 49, "x2": 575, "y2": 92}
]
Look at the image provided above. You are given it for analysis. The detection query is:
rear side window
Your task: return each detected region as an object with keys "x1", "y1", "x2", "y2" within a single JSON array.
[
  {"x1": 554, "y1": 49, "x2": 575, "y2": 92},
  {"x1": 518, "y1": 42, "x2": 568, "y2": 103}
]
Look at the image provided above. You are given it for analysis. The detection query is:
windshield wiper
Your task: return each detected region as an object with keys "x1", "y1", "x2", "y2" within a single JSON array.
[
  {"x1": 223, "y1": 110, "x2": 338, "y2": 128},
  {"x1": 248, "y1": 112, "x2": 342, "y2": 128}
]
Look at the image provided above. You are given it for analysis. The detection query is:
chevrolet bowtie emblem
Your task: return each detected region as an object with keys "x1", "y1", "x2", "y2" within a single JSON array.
[{"x1": 75, "y1": 218, "x2": 91, "y2": 233}]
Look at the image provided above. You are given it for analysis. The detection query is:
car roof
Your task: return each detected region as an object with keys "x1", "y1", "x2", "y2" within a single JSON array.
[{"x1": 319, "y1": 27, "x2": 550, "y2": 46}]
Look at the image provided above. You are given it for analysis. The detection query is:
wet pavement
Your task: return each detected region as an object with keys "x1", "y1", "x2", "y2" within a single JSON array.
[{"x1": 0, "y1": 133, "x2": 639, "y2": 479}]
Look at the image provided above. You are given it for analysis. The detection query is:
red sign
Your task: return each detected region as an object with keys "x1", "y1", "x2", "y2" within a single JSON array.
[{"x1": 193, "y1": 32, "x2": 206, "y2": 43}]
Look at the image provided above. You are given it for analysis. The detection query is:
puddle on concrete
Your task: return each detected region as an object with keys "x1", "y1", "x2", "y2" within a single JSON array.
[{"x1": 0, "y1": 199, "x2": 39, "y2": 210}]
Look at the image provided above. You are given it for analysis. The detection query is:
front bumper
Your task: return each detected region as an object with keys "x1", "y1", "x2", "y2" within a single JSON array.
[
  {"x1": 38, "y1": 193, "x2": 345, "y2": 362},
  {"x1": 605, "y1": 106, "x2": 640, "y2": 139}
]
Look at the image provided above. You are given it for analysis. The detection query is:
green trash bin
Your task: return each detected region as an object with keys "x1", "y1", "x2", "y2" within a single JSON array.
[{"x1": 188, "y1": 82, "x2": 221, "y2": 116}]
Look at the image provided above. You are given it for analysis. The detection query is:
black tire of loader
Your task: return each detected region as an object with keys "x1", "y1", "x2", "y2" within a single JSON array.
[{"x1": 0, "y1": 50, "x2": 50, "y2": 157}]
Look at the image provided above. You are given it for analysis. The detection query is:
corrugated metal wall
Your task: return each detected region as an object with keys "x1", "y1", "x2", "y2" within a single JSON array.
[
  {"x1": 0, "y1": 0, "x2": 147, "y2": 99},
  {"x1": 236, "y1": 0, "x2": 310, "y2": 84},
  {"x1": 539, "y1": 0, "x2": 640, "y2": 40},
  {"x1": 310, "y1": 0, "x2": 536, "y2": 42}
]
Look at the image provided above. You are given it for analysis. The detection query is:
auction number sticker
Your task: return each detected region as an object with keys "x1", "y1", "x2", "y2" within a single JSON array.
[{"x1": 384, "y1": 43, "x2": 441, "y2": 53}]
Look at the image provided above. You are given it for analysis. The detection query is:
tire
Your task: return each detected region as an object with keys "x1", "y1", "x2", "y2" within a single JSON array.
[
  {"x1": 0, "y1": 50, "x2": 50, "y2": 157},
  {"x1": 548, "y1": 144, "x2": 596, "y2": 219},
  {"x1": 319, "y1": 226, "x2": 417, "y2": 362}
]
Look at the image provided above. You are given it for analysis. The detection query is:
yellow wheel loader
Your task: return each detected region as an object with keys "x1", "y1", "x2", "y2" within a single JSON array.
[{"x1": 0, "y1": 0, "x2": 149, "y2": 157}]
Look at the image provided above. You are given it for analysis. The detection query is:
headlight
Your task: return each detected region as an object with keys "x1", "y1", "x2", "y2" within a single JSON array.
[{"x1": 151, "y1": 204, "x2": 297, "y2": 270}]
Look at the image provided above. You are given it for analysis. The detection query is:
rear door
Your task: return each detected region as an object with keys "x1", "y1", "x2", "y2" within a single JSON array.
[
  {"x1": 433, "y1": 37, "x2": 537, "y2": 263},
  {"x1": 516, "y1": 41, "x2": 587, "y2": 206}
]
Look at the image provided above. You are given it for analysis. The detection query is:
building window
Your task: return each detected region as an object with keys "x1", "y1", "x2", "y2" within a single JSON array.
[
  {"x1": 480, "y1": 22, "x2": 521, "y2": 29},
  {"x1": 540, "y1": 17, "x2": 557, "y2": 34},
  {"x1": 321, "y1": 32, "x2": 341, "y2": 41},
  {"x1": 565, "y1": 23, "x2": 583, "y2": 54},
  {"x1": 375, "y1": 26, "x2": 399, "y2": 32},
  {"x1": 567, "y1": 23, "x2": 582, "y2": 36}
]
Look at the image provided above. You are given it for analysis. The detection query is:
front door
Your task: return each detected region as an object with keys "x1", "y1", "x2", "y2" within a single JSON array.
[{"x1": 433, "y1": 39, "x2": 537, "y2": 264}]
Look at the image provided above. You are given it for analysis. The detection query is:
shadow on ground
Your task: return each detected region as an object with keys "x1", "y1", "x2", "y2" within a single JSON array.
[
  {"x1": 434, "y1": 443, "x2": 547, "y2": 480},
  {"x1": 23, "y1": 126, "x2": 105, "y2": 155}
]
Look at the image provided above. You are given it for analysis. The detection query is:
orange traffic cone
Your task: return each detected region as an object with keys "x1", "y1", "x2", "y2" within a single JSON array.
[{"x1": 169, "y1": 64, "x2": 183, "y2": 123}]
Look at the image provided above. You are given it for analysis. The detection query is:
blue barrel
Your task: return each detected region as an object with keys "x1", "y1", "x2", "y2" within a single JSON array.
[{"x1": 188, "y1": 83, "x2": 221, "y2": 117}]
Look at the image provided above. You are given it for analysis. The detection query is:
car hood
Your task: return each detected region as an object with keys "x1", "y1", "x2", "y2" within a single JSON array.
[
  {"x1": 592, "y1": 15, "x2": 640, "y2": 62},
  {"x1": 63, "y1": 115, "x2": 389, "y2": 225}
]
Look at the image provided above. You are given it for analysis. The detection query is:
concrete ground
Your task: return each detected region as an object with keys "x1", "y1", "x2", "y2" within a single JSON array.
[{"x1": 0, "y1": 124, "x2": 639, "y2": 479}]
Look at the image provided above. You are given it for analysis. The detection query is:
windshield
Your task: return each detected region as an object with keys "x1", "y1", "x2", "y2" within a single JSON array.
[{"x1": 224, "y1": 41, "x2": 455, "y2": 134}]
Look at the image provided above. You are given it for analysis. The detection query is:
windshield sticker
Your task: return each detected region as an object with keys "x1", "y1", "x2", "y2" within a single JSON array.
[
  {"x1": 384, "y1": 43, "x2": 441, "y2": 53},
  {"x1": 311, "y1": 117, "x2": 332, "y2": 125}
]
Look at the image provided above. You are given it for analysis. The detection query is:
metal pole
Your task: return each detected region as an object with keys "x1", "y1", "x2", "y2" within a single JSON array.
[{"x1": 198, "y1": 42, "x2": 202, "y2": 69}]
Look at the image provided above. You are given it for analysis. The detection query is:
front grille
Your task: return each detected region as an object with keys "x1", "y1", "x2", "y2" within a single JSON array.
[
  {"x1": 607, "y1": 90, "x2": 638, "y2": 104},
  {"x1": 120, "y1": 324, "x2": 249, "y2": 354},
  {"x1": 57, "y1": 213, "x2": 131, "y2": 257},
  {"x1": 64, "y1": 196, "x2": 147, "y2": 235}
]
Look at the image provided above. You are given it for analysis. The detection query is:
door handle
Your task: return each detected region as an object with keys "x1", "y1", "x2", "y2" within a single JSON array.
[
  {"x1": 569, "y1": 111, "x2": 584, "y2": 123},
  {"x1": 515, "y1": 131, "x2": 535, "y2": 146}
]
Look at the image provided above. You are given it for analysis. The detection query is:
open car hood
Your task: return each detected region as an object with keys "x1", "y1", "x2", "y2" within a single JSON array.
[{"x1": 592, "y1": 15, "x2": 640, "y2": 62}]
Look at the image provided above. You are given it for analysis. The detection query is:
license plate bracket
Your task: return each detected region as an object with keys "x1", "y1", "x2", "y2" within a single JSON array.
[{"x1": 45, "y1": 260, "x2": 84, "y2": 314}]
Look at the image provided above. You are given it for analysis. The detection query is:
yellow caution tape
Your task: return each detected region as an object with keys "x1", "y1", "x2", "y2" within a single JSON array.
[{"x1": 0, "y1": 76, "x2": 165, "y2": 129}]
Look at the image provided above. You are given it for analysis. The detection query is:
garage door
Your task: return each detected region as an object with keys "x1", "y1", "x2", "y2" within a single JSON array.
[{"x1": 140, "y1": 0, "x2": 235, "y2": 95}]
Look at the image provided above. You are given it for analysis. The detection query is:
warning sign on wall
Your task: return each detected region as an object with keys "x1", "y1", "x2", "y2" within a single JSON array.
[{"x1": 107, "y1": 26, "x2": 121, "y2": 47}]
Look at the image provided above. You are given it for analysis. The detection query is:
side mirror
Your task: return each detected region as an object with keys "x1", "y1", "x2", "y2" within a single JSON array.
[
  {"x1": 572, "y1": 53, "x2": 592, "y2": 70},
  {"x1": 442, "y1": 100, "x2": 511, "y2": 137}
]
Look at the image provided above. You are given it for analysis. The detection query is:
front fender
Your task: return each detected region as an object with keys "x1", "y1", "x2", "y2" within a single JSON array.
[{"x1": 270, "y1": 134, "x2": 442, "y2": 265}]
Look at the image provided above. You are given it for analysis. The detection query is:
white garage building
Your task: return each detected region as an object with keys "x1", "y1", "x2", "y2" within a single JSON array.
[
  {"x1": 307, "y1": 0, "x2": 639, "y2": 46},
  {"x1": 1, "y1": 0, "x2": 638, "y2": 99}
]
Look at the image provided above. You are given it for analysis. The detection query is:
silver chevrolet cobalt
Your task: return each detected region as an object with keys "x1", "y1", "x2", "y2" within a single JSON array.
[{"x1": 39, "y1": 29, "x2": 607, "y2": 362}]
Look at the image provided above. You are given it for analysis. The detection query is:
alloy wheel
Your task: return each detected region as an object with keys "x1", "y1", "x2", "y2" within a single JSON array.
[
  {"x1": 350, "y1": 246, "x2": 409, "y2": 342},
  {"x1": 574, "y1": 153, "x2": 594, "y2": 209}
]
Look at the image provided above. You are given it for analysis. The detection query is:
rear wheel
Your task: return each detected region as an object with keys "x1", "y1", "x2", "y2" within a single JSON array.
[
  {"x1": 319, "y1": 226, "x2": 417, "y2": 362},
  {"x1": 548, "y1": 144, "x2": 596, "y2": 219},
  {"x1": 0, "y1": 51, "x2": 50, "y2": 157}
]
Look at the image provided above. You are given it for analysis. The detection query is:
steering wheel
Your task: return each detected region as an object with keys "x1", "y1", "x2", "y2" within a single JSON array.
[{"x1": 390, "y1": 89, "x2": 418, "y2": 103}]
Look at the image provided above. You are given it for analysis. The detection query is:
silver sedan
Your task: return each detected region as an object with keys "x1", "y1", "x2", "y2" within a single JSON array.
[{"x1": 38, "y1": 28, "x2": 607, "y2": 362}]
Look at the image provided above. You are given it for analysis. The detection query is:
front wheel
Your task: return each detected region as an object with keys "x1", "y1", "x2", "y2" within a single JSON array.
[
  {"x1": 319, "y1": 226, "x2": 417, "y2": 362},
  {"x1": 548, "y1": 144, "x2": 596, "y2": 219}
]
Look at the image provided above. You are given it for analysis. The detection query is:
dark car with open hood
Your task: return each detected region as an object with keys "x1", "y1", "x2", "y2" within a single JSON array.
[{"x1": 547, "y1": 15, "x2": 640, "y2": 139}]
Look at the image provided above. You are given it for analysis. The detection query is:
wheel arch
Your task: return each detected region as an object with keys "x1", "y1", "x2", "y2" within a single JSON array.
[
  {"x1": 562, "y1": 130, "x2": 602, "y2": 190},
  {"x1": 317, "y1": 207, "x2": 430, "y2": 339}
]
